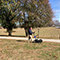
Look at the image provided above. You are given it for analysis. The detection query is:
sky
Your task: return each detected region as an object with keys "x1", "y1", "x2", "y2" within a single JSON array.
[{"x1": 49, "y1": 0, "x2": 60, "y2": 22}]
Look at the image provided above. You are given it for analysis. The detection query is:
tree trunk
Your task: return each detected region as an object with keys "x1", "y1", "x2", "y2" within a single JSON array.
[
  {"x1": 8, "y1": 29, "x2": 12, "y2": 36},
  {"x1": 9, "y1": 31, "x2": 11, "y2": 36},
  {"x1": 25, "y1": 28, "x2": 28, "y2": 37}
]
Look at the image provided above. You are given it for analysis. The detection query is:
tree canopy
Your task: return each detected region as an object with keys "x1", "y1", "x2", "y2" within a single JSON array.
[
  {"x1": 0, "y1": 0, "x2": 54, "y2": 36},
  {"x1": 17, "y1": 0, "x2": 54, "y2": 36},
  {"x1": 0, "y1": 0, "x2": 21, "y2": 35},
  {"x1": 17, "y1": 0, "x2": 54, "y2": 28}
]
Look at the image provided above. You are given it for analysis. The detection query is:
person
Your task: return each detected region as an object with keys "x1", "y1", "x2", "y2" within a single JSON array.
[{"x1": 28, "y1": 27, "x2": 35, "y2": 42}]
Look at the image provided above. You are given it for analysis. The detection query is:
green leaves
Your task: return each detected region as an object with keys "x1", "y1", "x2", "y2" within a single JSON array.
[{"x1": 0, "y1": 0, "x2": 19, "y2": 35}]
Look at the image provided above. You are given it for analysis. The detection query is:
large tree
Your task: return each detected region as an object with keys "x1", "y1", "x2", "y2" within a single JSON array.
[
  {"x1": 18, "y1": 0, "x2": 54, "y2": 36},
  {"x1": 0, "y1": 0, "x2": 53, "y2": 36},
  {"x1": 0, "y1": 0, "x2": 21, "y2": 36}
]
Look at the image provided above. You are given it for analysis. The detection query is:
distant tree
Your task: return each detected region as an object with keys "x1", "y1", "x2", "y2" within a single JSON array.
[
  {"x1": 45, "y1": 20, "x2": 54, "y2": 27},
  {"x1": 54, "y1": 20, "x2": 60, "y2": 26}
]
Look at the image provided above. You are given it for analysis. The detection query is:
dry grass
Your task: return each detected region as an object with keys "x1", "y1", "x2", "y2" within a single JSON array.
[
  {"x1": 0, "y1": 27, "x2": 60, "y2": 39},
  {"x1": 0, "y1": 39, "x2": 60, "y2": 60},
  {"x1": 33, "y1": 27, "x2": 60, "y2": 39},
  {"x1": 0, "y1": 28, "x2": 26, "y2": 37}
]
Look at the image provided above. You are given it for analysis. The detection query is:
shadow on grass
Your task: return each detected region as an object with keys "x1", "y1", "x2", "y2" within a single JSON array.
[
  {"x1": 16, "y1": 40, "x2": 28, "y2": 43},
  {"x1": 16, "y1": 39, "x2": 43, "y2": 43},
  {"x1": 0, "y1": 35, "x2": 26, "y2": 37}
]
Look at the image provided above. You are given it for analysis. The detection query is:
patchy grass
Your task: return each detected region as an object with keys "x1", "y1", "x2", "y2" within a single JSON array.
[
  {"x1": 0, "y1": 39, "x2": 60, "y2": 60},
  {"x1": 0, "y1": 28, "x2": 25, "y2": 36},
  {"x1": 33, "y1": 27, "x2": 60, "y2": 39},
  {"x1": 0, "y1": 27, "x2": 60, "y2": 39}
]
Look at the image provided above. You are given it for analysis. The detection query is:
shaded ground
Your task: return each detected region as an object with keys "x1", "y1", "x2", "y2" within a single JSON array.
[{"x1": 0, "y1": 39, "x2": 60, "y2": 60}]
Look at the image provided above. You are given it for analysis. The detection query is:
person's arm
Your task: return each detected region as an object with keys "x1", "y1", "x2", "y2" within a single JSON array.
[
  {"x1": 29, "y1": 29, "x2": 35, "y2": 34},
  {"x1": 29, "y1": 29, "x2": 33, "y2": 34}
]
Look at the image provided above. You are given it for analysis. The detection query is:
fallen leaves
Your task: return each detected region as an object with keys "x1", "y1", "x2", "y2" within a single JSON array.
[
  {"x1": 54, "y1": 55, "x2": 58, "y2": 58},
  {"x1": 1, "y1": 51, "x2": 4, "y2": 53},
  {"x1": 1, "y1": 57, "x2": 5, "y2": 59},
  {"x1": 0, "y1": 48, "x2": 2, "y2": 51},
  {"x1": 8, "y1": 58, "x2": 12, "y2": 60}
]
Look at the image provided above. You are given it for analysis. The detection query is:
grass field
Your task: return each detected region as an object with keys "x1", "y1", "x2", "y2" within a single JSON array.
[
  {"x1": 0, "y1": 27, "x2": 60, "y2": 39},
  {"x1": 0, "y1": 39, "x2": 60, "y2": 60},
  {"x1": 33, "y1": 27, "x2": 60, "y2": 39}
]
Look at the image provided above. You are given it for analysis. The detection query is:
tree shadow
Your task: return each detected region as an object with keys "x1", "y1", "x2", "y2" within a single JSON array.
[
  {"x1": 16, "y1": 40, "x2": 28, "y2": 43},
  {"x1": 12, "y1": 35, "x2": 26, "y2": 37},
  {"x1": 0, "y1": 35, "x2": 26, "y2": 37},
  {"x1": 0, "y1": 35, "x2": 9, "y2": 37}
]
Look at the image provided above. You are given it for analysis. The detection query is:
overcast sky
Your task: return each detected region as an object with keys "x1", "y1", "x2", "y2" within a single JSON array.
[{"x1": 49, "y1": 0, "x2": 60, "y2": 22}]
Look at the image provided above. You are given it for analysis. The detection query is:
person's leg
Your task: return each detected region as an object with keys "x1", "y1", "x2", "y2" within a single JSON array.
[
  {"x1": 28, "y1": 35, "x2": 32, "y2": 42},
  {"x1": 29, "y1": 35, "x2": 32, "y2": 42},
  {"x1": 28, "y1": 35, "x2": 30, "y2": 42}
]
